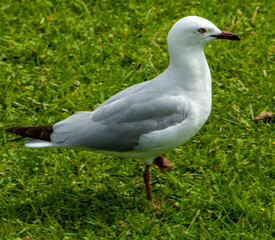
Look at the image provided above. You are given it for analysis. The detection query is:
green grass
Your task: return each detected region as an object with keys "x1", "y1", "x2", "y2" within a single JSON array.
[{"x1": 0, "y1": 0, "x2": 274, "y2": 239}]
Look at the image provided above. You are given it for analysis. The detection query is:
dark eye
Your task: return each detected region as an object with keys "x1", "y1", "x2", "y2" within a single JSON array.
[{"x1": 198, "y1": 28, "x2": 207, "y2": 34}]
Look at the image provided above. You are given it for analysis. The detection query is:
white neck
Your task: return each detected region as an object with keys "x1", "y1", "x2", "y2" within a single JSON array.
[{"x1": 164, "y1": 45, "x2": 212, "y2": 108}]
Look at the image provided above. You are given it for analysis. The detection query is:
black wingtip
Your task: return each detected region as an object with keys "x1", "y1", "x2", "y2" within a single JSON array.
[
  {"x1": 5, "y1": 127, "x2": 16, "y2": 133},
  {"x1": 4, "y1": 126, "x2": 53, "y2": 141}
]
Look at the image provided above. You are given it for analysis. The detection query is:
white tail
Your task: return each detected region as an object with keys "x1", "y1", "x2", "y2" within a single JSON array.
[{"x1": 25, "y1": 140, "x2": 54, "y2": 148}]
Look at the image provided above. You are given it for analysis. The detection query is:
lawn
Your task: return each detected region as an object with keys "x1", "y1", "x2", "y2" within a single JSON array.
[{"x1": 0, "y1": 0, "x2": 274, "y2": 239}]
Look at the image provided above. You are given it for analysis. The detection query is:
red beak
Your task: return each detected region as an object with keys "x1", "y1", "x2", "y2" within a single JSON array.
[{"x1": 211, "y1": 31, "x2": 240, "y2": 40}]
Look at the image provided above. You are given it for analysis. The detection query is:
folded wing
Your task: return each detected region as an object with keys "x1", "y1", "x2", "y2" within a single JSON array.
[{"x1": 51, "y1": 91, "x2": 188, "y2": 152}]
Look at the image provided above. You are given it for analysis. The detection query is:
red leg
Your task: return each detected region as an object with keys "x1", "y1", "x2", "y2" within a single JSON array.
[
  {"x1": 153, "y1": 155, "x2": 174, "y2": 170},
  {"x1": 143, "y1": 162, "x2": 175, "y2": 208},
  {"x1": 143, "y1": 164, "x2": 152, "y2": 202}
]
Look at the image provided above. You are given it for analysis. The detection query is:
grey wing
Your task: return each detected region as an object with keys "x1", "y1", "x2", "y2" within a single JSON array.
[{"x1": 51, "y1": 91, "x2": 188, "y2": 152}]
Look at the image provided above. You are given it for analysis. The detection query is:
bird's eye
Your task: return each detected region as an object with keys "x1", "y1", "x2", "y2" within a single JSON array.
[{"x1": 198, "y1": 28, "x2": 207, "y2": 34}]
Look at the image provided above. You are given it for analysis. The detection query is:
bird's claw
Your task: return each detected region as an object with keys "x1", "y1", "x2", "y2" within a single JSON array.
[{"x1": 153, "y1": 156, "x2": 174, "y2": 171}]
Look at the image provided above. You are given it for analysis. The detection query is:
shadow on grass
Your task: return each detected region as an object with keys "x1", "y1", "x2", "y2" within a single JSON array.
[{"x1": 1, "y1": 184, "x2": 147, "y2": 227}]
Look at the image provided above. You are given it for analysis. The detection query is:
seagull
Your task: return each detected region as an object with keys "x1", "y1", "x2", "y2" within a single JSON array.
[{"x1": 5, "y1": 16, "x2": 240, "y2": 203}]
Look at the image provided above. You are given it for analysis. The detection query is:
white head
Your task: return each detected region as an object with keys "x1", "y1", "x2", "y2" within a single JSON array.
[{"x1": 167, "y1": 16, "x2": 240, "y2": 54}]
